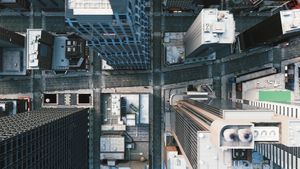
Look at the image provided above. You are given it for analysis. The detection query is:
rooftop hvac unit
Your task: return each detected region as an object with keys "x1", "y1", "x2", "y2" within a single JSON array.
[
  {"x1": 168, "y1": 155, "x2": 187, "y2": 169},
  {"x1": 100, "y1": 135, "x2": 125, "y2": 160},
  {"x1": 111, "y1": 94, "x2": 121, "y2": 116},
  {"x1": 126, "y1": 114, "x2": 136, "y2": 126},
  {"x1": 52, "y1": 36, "x2": 69, "y2": 70},
  {"x1": 0, "y1": 101, "x2": 13, "y2": 117}
]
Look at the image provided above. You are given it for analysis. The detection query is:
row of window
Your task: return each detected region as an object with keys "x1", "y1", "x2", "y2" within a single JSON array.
[
  {"x1": 250, "y1": 101, "x2": 299, "y2": 118},
  {"x1": 69, "y1": 0, "x2": 111, "y2": 9},
  {"x1": 255, "y1": 143, "x2": 300, "y2": 169}
]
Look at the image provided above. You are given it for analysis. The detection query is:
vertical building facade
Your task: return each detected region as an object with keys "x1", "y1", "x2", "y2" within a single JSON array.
[
  {"x1": 0, "y1": 108, "x2": 89, "y2": 169},
  {"x1": 171, "y1": 99, "x2": 300, "y2": 169},
  {"x1": 65, "y1": 0, "x2": 150, "y2": 69}
]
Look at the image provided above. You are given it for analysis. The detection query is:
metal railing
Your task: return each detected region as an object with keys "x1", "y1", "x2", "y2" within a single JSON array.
[{"x1": 236, "y1": 99, "x2": 300, "y2": 119}]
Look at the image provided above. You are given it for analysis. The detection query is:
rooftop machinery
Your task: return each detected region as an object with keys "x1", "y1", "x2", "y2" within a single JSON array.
[
  {"x1": 0, "y1": 99, "x2": 30, "y2": 117},
  {"x1": 171, "y1": 99, "x2": 300, "y2": 169}
]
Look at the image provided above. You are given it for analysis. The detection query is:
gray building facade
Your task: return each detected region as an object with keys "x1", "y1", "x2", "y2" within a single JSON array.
[{"x1": 0, "y1": 108, "x2": 89, "y2": 169}]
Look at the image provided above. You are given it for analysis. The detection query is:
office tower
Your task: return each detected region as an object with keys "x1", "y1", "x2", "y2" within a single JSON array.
[
  {"x1": 184, "y1": 9, "x2": 235, "y2": 63},
  {"x1": 65, "y1": 0, "x2": 150, "y2": 69},
  {"x1": 171, "y1": 99, "x2": 300, "y2": 169},
  {"x1": 0, "y1": 108, "x2": 89, "y2": 169},
  {"x1": 238, "y1": 9, "x2": 300, "y2": 51}
]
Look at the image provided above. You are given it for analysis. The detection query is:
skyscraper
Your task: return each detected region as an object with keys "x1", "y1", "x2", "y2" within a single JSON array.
[
  {"x1": 171, "y1": 99, "x2": 300, "y2": 169},
  {"x1": 0, "y1": 108, "x2": 89, "y2": 169},
  {"x1": 65, "y1": 0, "x2": 150, "y2": 69}
]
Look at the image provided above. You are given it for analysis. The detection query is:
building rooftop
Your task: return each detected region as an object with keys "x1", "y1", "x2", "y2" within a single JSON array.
[{"x1": 0, "y1": 108, "x2": 87, "y2": 141}]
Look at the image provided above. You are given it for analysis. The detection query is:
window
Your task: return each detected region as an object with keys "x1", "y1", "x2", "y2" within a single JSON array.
[
  {"x1": 78, "y1": 94, "x2": 91, "y2": 104},
  {"x1": 43, "y1": 94, "x2": 58, "y2": 104},
  {"x1": 279, "y1": 106, "x2": 282, "y2": 115},
  {"x1": 119, "y1": 15, "x2": 126, "y2": 19}
]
